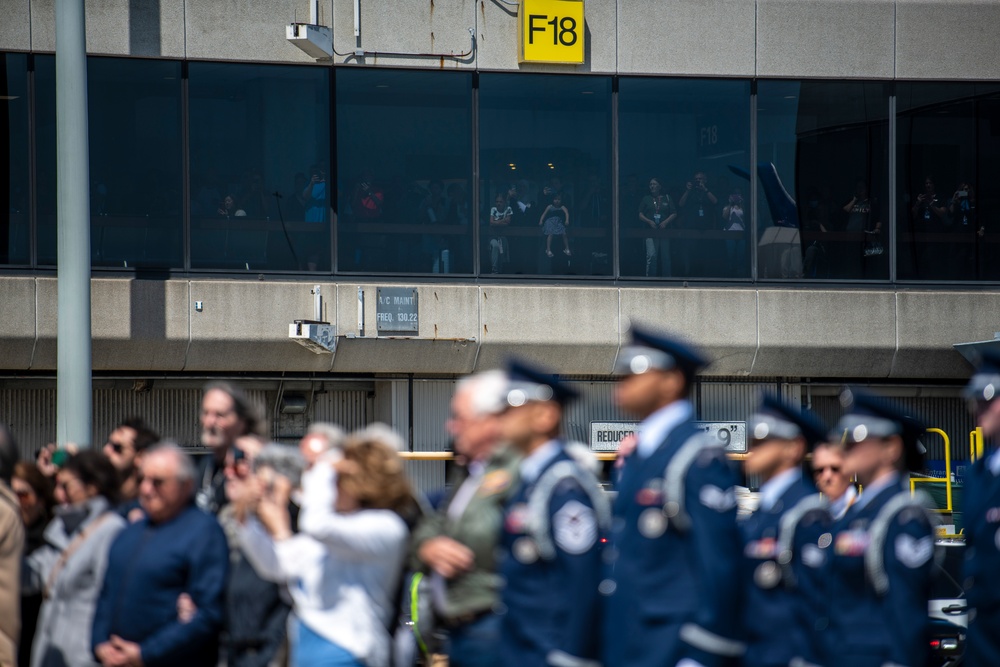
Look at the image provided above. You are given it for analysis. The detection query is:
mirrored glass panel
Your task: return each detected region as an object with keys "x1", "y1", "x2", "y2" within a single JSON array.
[
  {"x1": 36, "y1": 56, "x2": 184, "y2": 267},
  {"x1": 757, "y1": 81, "x2": 890, "y2": 280},
  {"x1": 619, "y1": 78, "x2": 751, "y2": 279},
  {"x1": 479, "y1": 73, "x2": 611, "y2": 276},
  {"x1": 1, "y1": 53, "x2": 29, "y2": 265},
  {"x1": 190, "y1": 62, "x2": 330, "y2": 272},
  {"x1": 336, "y1": 69, "x2": 473, "y2": 274},
  {"x1": 897, "y1": 83, "x2": 1000, "y2": 281}
]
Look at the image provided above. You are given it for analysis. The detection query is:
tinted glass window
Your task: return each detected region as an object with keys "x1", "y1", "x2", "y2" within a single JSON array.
[
  {"x1": 619, "y1": 78, "x2": 751, "y2": 279},
  {"x1": 897, "y1": 83, "x2": 1000, "y2": 281},
  {"x1": 189, "y1": 62, "x2": 330, "y2": 271},
  {"x1": 35, "y1": 57, "x2": 183, "y2": 267},
  {"x1": 0, "y1": 53, "x2": 29, "y2": 265},
  {"x1": 757, "y1": 81, "x2": 890, "y2": 280},
  {"x1": 479, "y1": 73, "x2": 611, "y2": 276},
  {"x1": 336, "y1": 69, "x2": 472, "y2": 275}
]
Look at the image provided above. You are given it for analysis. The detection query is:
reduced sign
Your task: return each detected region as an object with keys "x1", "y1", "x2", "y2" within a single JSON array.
[{"x1": 589, "y1": 421, "x2": 747, "y2": 453}]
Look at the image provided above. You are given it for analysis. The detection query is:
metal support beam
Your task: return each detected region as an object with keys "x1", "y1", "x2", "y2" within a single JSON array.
[{"x1": 55, "y1": 0, "x2": 93, "y2": 447}]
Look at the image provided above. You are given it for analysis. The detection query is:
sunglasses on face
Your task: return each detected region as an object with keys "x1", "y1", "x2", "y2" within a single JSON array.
[
  {"x1": 814, "y1": 465, "x2": 842, "y2": 475},
  {"x1": 106, "y1": 440, "x2": 130, "y2": 455},
  {"x1": 139, "y1": 475, "x2": 171, "y2": 490}
]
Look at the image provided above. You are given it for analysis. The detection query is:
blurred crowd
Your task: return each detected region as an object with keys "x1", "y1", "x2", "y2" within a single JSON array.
[{"x1": 1, "y1": 334, "x2": 1000, "y2": 667}]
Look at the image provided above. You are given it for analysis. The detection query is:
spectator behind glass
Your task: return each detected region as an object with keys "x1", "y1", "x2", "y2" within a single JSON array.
[
  {"x1": 102, "y1": 417, "x2": 159, "y2": 520},
  {"x1": 218, "y1": 436, "x2": 293, "y2": 667},
  {"x1": 241, "y1": 425, "x2": 420, "y2": 667},
  {"x1": 0, "y1": 425, "x2": 25, "y2": 667},
  {"x1": 13, "y1": 463, "x2": 53, "y2": 667},
  {"x1": 92, "y1": 444, "x2": 229, "y2": 667},
  {"x1": 539, "y1": 192, "x2": 571, "y2": 258},
  {"x1": 24, "y1": 451, "x2": 126, "y2": 667},
  {"x1": 217, "y1": 194, "x2": 247, "y2": 219},
  {"x1": 303, "y1": 165, "x2": 328, "y2": 223},
  {"x1": 638, "y1": 177, "x2": 677, "y2": 277}
]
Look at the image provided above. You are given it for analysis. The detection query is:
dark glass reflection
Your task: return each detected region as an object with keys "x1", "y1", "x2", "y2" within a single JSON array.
[
  {"x1": 619, "y1": 78, "x2": 751, "y2": 279},
  {"x1": 756, "y1": 81, "x2": 890, "y2": 280},
  {"x1": 336, "y1": 69, "x2": 473, "y2": 274},
  {"x1": 190, "y1": 63, "x2": 330, "y2": 271},
  {"x1": 36, "y1": 57, "x2": 184, "y2": 267},
  {"x1": 897, "y1": 83, "x2": 1000, "y2": 281},
  {"x1": 1, "y1": 54, "x2": 29, "y2": 265},
  {"x1": 479, "y1": 74, "x2": 612, "y2": 276}
]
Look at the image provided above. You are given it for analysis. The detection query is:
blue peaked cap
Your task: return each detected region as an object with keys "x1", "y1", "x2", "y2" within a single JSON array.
[
  {"x1": 833, "y1": 388, "x2": 926, "y2": 472},
  {"x1": 614, "y1": 325, "x2": 708, "y2": 381},
  {"x1": 964, "y1": 349, "x2": 1000, "y2": 404},
  {"x1": 503, "y1": 358, "x2": 578, "y2": 407},
  {"x1": 749, "y1": 393, "x2": 827, "y2": 448}
]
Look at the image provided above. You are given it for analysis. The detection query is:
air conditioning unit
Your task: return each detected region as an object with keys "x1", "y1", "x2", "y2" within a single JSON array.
[
  {"x1": 289, "y1": 320, "x2": 336, "y2": 354},
  {"x1": 286, "y1": 23, "x2": 334, "y2": 60}
]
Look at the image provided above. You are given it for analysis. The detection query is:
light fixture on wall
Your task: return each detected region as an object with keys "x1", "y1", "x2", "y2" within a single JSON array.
[{"x1": 279, "y1": 394, "x2": 309, "y2": 415}]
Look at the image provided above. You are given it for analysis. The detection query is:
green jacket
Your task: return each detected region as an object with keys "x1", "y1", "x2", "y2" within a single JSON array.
[{"x1": 410, "y1": 445, "x2": 521, "y2": 620}]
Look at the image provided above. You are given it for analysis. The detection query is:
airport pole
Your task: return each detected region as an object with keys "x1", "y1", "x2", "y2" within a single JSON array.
[{"x1": 55, "y1": 0, "x2": 93, "y2": 448}]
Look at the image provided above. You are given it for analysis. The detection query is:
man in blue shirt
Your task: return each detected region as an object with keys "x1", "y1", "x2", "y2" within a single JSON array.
[{"x1": 92, "y1": 444, "x2": 228, "y2": 667}]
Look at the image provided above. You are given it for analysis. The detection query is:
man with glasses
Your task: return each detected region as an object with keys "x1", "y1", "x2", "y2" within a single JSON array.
[
  {"x1": 962, "y1": 350, "x2": 1000, "y2": 666},
  {"x1": 811, "y1": 440, "x2": 856, "y2": 519},
  {"x1": 92, "y1": 444, "x2": 228, "y2": 667},
  {"x1": 102, "y1": 416, "x2": 159, "y2": 519}
]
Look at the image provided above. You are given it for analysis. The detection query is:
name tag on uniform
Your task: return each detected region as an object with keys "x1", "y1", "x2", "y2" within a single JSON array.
[
  {"x1": 744, "y1": 537, "x2": 778, "y2": 560},
  {"x1": 505, "y1": 503, "x2": 529, "y2": 534}
]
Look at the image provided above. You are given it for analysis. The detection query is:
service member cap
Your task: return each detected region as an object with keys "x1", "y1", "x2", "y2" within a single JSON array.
[
  {"x1": 503, "y1": 358, "x2": 578, "y2": 408},
  {"x1": 613, "y1": 325, "x2": 708, "y2": 381},
  {"x1": 833, "y1": 388, "x2": 926, "y2": 472},
  {"x1": 748, "y1": 393, "x2": 827, "y2": 448},
  {"x1": 963, "y1": 349, "x2": 1000, "y2": 405}
]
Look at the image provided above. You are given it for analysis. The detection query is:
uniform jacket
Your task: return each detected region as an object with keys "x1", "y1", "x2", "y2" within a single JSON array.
[
  {"x1": 739, "y1": 472, "x2": 830, "y2": 667},
  {"x1": 411, "y1": 445, "x2": 521, "y2": 620},
  {"x1": 91, "y1": 503, "x2": 229, "y2": 667},
  {"x1": 825, "y1": 477, "x2": 935, "y2": 667},
  {"x1": 25, "y1": 497, "x2": 126, "y2": 667},
  {"x1": 498, "y1": 443, "x2": 606, "y2": 667},
  {"x1": 962, "y1": 455, "x2": 1000, "y2": 666},
  {"x1": 0, "y1": 484, "x2": 25, "y2": 667},
  {"x1": 602, "y1": 419, "x2": 745, "y2": 667}
]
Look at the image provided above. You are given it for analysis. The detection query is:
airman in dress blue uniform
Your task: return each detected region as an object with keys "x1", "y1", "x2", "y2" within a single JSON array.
[
  {"x1": 961, "y1": 350, "x2": 1000, "y2": 666},
  {"x1": 496, "y1": 360, "x2": 609, "y2": 667},
  {"x1": 602, "y1": 327, "x2": 745, "y2": 667},
  {"x1": 824, "y1": 389, "x2": 936, "y2": 667},
  {"x1": 739, "y1": 394, "x2": 831, "y2": 667}
]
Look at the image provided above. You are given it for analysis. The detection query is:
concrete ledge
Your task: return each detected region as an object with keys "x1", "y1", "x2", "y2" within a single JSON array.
[
  {"x1": 893, "y1": 291, "x2": 991, "y2": 379},
  {"x1": 0, "y1": 0, "x2": 30, "y2": 51},
  {"x1": 896, "y1": 0, "x2": 1000, "y2": 80},
  {"x1": 29, "y1": 0, "x2": 185, "y2": 57},
  {"x1": 753, "y1": 289, "x2": 896, "y2": 377},
  {"x1": 0, "y1": 278, "x2": 35, "y2": 369}
]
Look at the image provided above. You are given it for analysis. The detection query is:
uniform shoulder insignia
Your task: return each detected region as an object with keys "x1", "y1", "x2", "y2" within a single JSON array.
[
  {"x1": 699, "y1": 485, "x2": 737, "y2": 513},
  {"x1": 552, "y1": 499, "x2": 598, "y2": 555},
  {"x1": 477, "y1": 469, "x2": 513, "y2": 497},
  {"x1": 895, "y1": 534, "x2": 934, "y2": 569}
]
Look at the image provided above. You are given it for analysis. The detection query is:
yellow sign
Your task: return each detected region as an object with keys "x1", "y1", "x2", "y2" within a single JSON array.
[{"x1": 518, "y1": 0, "x2": 585, "y2": 65}]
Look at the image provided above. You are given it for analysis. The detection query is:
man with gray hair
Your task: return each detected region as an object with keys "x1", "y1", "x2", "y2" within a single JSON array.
[
  {"x1": 0, "y1": 425, "x2": 24, "y2": 667},
  {"x1": 298, "y1": 422, "x2": 346, "y2": 468},
  {"x1": 92, "y1": 444, "x2": 228, "y2": 667},
  {"x1": 410, "y1": 370, "x2": 520, "y2": 667},
  {"x1": 197, "y1": 381, "x2": 265, "y2": 514}
]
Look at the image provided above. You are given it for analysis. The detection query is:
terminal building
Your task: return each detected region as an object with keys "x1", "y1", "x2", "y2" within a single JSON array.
[{"x1": 0, "y1": 0, "x2": 996, "y2": 488}]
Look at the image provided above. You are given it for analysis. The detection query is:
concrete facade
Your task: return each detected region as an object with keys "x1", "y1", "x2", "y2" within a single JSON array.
[
  {"x1": 1, "y1": 0, "x2": 997, "y2": 81},
  {"x1": 0, "y1": 279, "x2": 985, "y2": 380}
]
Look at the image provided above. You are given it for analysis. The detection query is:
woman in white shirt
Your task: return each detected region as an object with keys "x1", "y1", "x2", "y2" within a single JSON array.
[{"x1": 243, "y1": 427, "x2": 419, "y2": 667}]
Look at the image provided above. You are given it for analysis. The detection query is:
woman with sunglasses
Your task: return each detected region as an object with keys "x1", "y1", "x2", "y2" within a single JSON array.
[
  {"x1": 23, "y1": 451, "x2": 126, "y2": 667},
  {"x1": 823, "y1": 390, "x2": 935, "y2": 667},
  {"x1": 811, "y1": 441, "x2": 857, "y2": 520}
]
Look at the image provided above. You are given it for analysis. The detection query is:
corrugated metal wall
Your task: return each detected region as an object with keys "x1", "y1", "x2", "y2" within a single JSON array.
[{"x1": 407, "y1": 380, "x2": 456, "y2": 492}]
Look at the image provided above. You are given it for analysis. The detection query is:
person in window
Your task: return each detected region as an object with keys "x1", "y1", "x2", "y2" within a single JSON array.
[
  {"x1": 841, "y1": 180, "x2": 882, "y2": 279},
  {"x1": 218, "y1": 194, "x2": 247, "y2": 219},
  {"x1": 302, "y1": 165, "x2": 328, "y2": 224},
  {"x1": 351, "y1": 171, "x2": 384, "y2": 221},
  {"x1": 721, "y1": 189, "x2": 746, "y2": 277},
  {"x1": 638, "y1": 177, "x2": 676, "y2": 277},
  {"x1": 678, "y1": 171, "x2": 719, "y2": 276},
  {"x1": 948, "y1": 180, "x2": 978, "y2": 279},
  {"x1": 539, "y1": 192, "x2": 571, "y2": 258},
  {"x1": 488, "y1": 194, "x2": 512, "y2": 274},
  {"x1": 910, "y1": 176, "x2": 948, "y2": 279}
]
